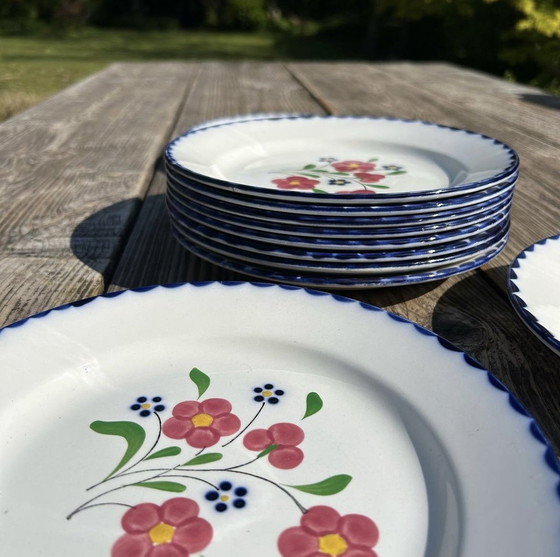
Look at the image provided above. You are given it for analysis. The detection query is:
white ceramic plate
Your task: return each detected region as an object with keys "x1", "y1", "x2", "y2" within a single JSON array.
[
  {"x1": 508, "y1": 234, "x2": 560, "y2": 356},
  {"x1": 0, "y1": 283, "x2": 557, "y2": 557},
  {"x1": 169, "y1": 204, "x2": 509, "y2": 267},
  {"x1": 167, "y1": 188, "x2": 513, "y2": 239},
  {"x1": 174, "y1": 232, "x2": 509, "y2": 288},
  {"x1": 167, "y1": 178, "x2": 515, "y2": 229},
  {"x1": 166, "y1": 169, "x2": 517, "y2": 217},
  {"x1": 171, "y1": 218, "x2": 509, "y2": 275},
  {"x1": 165, "y1": 115, "x2": 518, "y2": 203},
  {"x1": 167, "y1": 194, "x2": 511, "y2": 253}
]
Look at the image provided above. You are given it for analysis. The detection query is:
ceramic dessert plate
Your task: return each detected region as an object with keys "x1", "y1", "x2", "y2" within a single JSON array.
[
  {"x1": 168, "y1": 196, "x2": 511, "y2": 251},
  {"x1": 174, "y1": 228, "x2": 509, "y2": 277},
  {"x1": 508, "y1": 234, "x2": 560, "y2": 355},
  {"x1": 174, "y1": 237, "x2": 510, "y2": 288},
  {"x1": 165, "y1": 115, "x2": 518, "y2": 203},
  {"x1": 166, "y1": 189, "x2": 512, "y2": 241},
  {"x1": 166, "y1": 179, "x2": 514, "y2": 228},
  {"x1": 0, "y1": 282, "x2": 558, "y2": 557},
  {"x1": 166, "y1": 169, "x2": 517, "y2": 217},
  {"x1": 168, "y1": 205, "x2": 509, "y2": 267}
]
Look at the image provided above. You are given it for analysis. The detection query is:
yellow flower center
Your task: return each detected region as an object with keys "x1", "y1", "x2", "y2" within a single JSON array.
[
  {"x1": 148, "y1": 522, "x2": 175, "y2": 545},
  {"x1": 220, "y1": 495, "x2": 230, "y2": 502},
  {"x1": 141, "y1": 403, "x2": 151, "y2": 409},
  {"x1": 289, "y1": 179, "x2": 301, "y2": 185},
  {"x1": 191, "y1": 413, "x2": 214, "y2": 427},
  {"x1": 262, "y1": 390, "x2": 273, "y2": 397},
  {"x1": 318, "y1": 533, "x2": 349, "y2": 556}
]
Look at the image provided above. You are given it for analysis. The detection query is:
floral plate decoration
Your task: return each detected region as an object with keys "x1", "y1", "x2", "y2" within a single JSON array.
[
  {"x1": 0, "y1": 282, "x2": 558, "y2": 557},
  {"x1": 65, "y1": 367, "x2": 376, "y2": 557},
  {"x1": 269, "y1": 157, "x2": 406, "y2": 195},
  {"x1": 165, "y1": 115, "x2": 518, "y2": 203}
]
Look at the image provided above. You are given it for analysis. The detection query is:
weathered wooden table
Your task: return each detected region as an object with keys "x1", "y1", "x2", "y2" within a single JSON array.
[{"x1": 1, "y1": 61, "x2": 559, "y2": 455}]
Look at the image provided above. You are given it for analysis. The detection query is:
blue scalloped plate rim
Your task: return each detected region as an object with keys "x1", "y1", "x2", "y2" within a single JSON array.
[
  {"x1": 166, "y1": 163, "x2": 518, "y2": 217},
  {"x1": 166, "y1": 181, "x2": 514, "y2": 241},
  {"x1": 164, "y1": 114, "x2": 519, "y2": 203},
  {"x1": 166, "y1": 173, "x2": 516, "y2": 227},
  {"x1": 168, "y1": 199, "x2": 510, "y2": 266},
  {"x1": 508, "y1": 234, "x2": 560, "y2": 356},
  {"x1": 2, "y1": 280, "x2": 558, "y2": 500},
  {"x1": 172, "y1": 229, "x2": 509, "y2": 286}
]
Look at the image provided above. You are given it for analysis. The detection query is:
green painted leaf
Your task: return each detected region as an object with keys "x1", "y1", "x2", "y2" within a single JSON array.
[
  {"x1": 183, "y1": 452, "x2": 223, "y2": 466},
  {"x1": 303, "y1": 392, "x2": 323, "y2": 419},
  {"x1": 312, "y1": 188, "x2": 328, "y2": 193},
  {"x1": 90, "y1": 421, "x2": 145, "y2": 479},
  {"x1": 300, "y1": 173, "x2": 321, "y2": 178},
  {"x1": 133, "y1": 481, "x2": 186, "y2": 492},
  {"x1": 288, "y1": 474, "x2": 352, "y2": 495},
  {"x1": 388, "y1": 171, "x2": 406, "y2": 175},
  {"x1": 189, "y1": 367, "x2": 210, "y2": 399},
  {"x1": 145, "y1": 446, "x2": 182, "y2": 460},
  {"x1": 303, "y1": 164, "x2": 316, "y2": 169},
  {"x1": 372, "y1": 185, "x2": 390, "y2": 189},
  {"x1": 257, "y1": 444, "x2": 278, "y2": 458},
  {"x1": 368, "y1": 158, "x2": 379, "y2": 162}
]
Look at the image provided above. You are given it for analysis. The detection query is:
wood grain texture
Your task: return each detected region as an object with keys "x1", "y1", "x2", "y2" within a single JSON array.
[
  {"x1": 109, "y1": 62, "x2": 325, "y2": 290},
  {"x1": 0, "y1": 63, "x2": 195, "y2": 325}
]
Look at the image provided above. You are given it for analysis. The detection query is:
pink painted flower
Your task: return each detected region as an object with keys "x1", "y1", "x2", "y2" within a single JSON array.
[
  {"x1": 243, "y1": 422, "x2": 304, "y2": 469},
  {"x1": 112, "y1": 497, "x2": 212, "y2": 557},
  {"x1": 278, "y1": 505, "x2": 379, "y2": 557},
  {"x1": 331, "y1": 160, "x2": 376, "y2": 172},
  {"x1": 162, "y1": 398, "x2": 241, "y2": 448},
  {"x1": 272, "y1": 176, "x2": 320, "y2": 190},
  {"x1": 353, "y1": 172, "x2": 385, "y2": 183}
]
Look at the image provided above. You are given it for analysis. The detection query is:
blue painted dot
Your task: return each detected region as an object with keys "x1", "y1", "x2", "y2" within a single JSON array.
[
  {"x1": 216, "y1": 503, "x2": 227, "y2": 512},
  {"x1": 234, "y1": 487, "x2": 247, "y2": 496},
  {"x1": 219, "y1": 481, "x2": 232, "y2": 491},
  {"x1": 205, "y1": 491, "x2": 219, "y2": 501},
  {"x1": 139, "y1": 409, "x2": 151, "y2": 417},
  {"x1": 268, "y1": 397, "x2": 279, "y2": 404},
  {"x1": 275, "y1": 390, "x2": 284, "y2": 396},
  {"x1": 254, "y1": 395, "x2": 264, "y2": 402},
  {"x1": 253, "y1": 387, "x2": 263, "y2": 393},
  {"x1": 233, "y1": 499, "x2": 246, "y2": 509},
  {"x1": 154, "y1": 405, "x2": 165, "y2": 412},
  {"x1": 264, "y1": 384, "x2": 274, "y2": 389},
  {"x1": 152, "y1": 396, "x2": 162, "y2": 403},
  {"x1": 130, "y1": 404, "x2": 141, "y2": 410},
  {"x1": 137, "y1": 396, "x2": 147, "y2": 403}
]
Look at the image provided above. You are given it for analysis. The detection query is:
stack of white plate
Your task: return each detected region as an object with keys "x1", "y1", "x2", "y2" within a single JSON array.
[{"x1": 164, "y1": 115, "x2": 518, "y2": 288}]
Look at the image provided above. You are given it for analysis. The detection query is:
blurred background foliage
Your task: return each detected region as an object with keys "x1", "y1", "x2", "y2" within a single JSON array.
[{"x1": 0, "y1": 0, "x2": 558, "y2": 120}]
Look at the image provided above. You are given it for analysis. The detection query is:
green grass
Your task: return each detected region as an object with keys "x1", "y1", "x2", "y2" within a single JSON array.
[{"x1": 0, "y1": 27, "x2": 296, "y2": 121}]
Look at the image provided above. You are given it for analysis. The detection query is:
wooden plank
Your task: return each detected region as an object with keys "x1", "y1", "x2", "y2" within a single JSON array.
[
  {"x1": 0, "y1": 62, "x2": 196, "y2": 326},
  {"x1": 108, "y1": 61, "x2": 325, "y2": 290},
  {"x1": 378, "y1": 62, "x2": 560, "y2": 149}
]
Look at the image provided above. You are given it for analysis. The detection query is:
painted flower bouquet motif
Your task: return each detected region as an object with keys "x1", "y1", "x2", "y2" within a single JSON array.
[
  {"x1": 270, "y1": 157, "x2": 406, "y2": 194},
  {"x1": 67, "y1": 368, "x2": 380, "y2": 556}
]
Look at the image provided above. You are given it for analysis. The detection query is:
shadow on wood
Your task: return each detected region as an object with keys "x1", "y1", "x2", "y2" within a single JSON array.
[
  {"x1": 431, "y1": 270, "x2": 560, "y2": 453},
  {"x1": 70, "y1": 198, "x2": 142, "y2": 282},
  {"x1": 519, "y1": 94, "x2": 560, "y2": 111}
]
